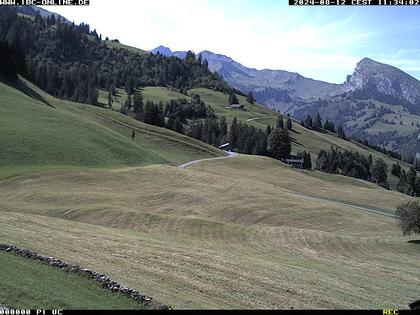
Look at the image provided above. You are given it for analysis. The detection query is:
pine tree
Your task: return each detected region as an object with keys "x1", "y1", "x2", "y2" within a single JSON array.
[
  {"x1": 286, "y1": 117, "x2": 293, "y2": 131},
  {"x1": 338, "y1": 126, "x2": 346, "y2": 139},
  {"x1": 267, "y1": 128, "x2": 291, "y2": 160},
  {"x1": 133, "y1": 91, "x2": 143, "y2": 118},
  {"x1": 303, "y1": 151, "x2": 312, "y2": 170},
  {"x1": 314, "y1": 112, "x2": 322, "y2": 129},
  {"x1": 266, "y1": 125, "x2": 272, "y2": 137},
  {"x1": 247, "y1": 91, "x2": 255, "y2": 104},
  {"x1": 166, "y1": 115, "x2": 176, "y2": 131},
  {"x1": 371, "y1": 158, "x2": 388, "y2": 186},
  {"x1": 228, "y1": 93, "x2": 239, "y2": 105},
  {"x1": 277, "y1": 116, "x2": 284, "y2": 130},
  {"x1": 229, "y1": 117, "x2": 239, "y2": 150},
  {"x1": 107, "y1": 90, "x2": 113, "y2": 108},
  {"x1": 304, "y1": 116, "x2": 313, "y2": 129},
  {"x1": 391, "y1": 163, "x2": 402, "y2": 177}
]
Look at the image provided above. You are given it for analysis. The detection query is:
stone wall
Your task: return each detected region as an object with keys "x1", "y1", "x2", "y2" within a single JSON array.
[{"x1": 0, "y1": 244, "x2": 171, "y2": 310}]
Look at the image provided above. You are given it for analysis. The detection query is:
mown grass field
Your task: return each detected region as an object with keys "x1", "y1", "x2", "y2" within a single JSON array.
[
  {"x1": 0, "y1": 153, "x2": 418, "y2": 309},
  {"x1": 0, "y1": 251, "x2": 146, "y2": 310},
  {"x1": 1, "y1": 79, "x2": 419, "y2": 309}
]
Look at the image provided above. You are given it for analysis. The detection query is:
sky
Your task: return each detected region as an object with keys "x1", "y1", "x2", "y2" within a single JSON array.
[{"x1": 42, "y1": 0, "x2": 420, "y2": 83}]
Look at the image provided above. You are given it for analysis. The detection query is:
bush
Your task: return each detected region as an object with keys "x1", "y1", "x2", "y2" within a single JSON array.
[{"x1": 395, "y1": 201, "x2": 420, "y2": 235}]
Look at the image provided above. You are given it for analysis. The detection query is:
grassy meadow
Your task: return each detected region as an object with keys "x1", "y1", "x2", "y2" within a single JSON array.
[
  {"x1": 0, "y1": 251, "x2": 147, "y2": 310},
  {"x1": 1, "y1": 79, "x2": 419, "y2": 309},
  {"x1": 0, "y1": 154, "x2": 418, "y2": 309},
  {"x1": 0, "y1": 79, "x2": 223, "y2": 180}
]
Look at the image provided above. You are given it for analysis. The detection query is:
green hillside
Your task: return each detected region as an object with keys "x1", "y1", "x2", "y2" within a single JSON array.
[
  {"x1": 114, "y1": 85, "x2": 412, "y2": 189},
  {"x1": 0, "y1": 79, "x2": 223, "y2": 179},
  {"x1": 0, "y1": 251, "x2": 147, "y2": 310}
]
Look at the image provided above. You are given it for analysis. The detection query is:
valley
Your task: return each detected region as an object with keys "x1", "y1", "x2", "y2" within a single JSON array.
[{"x1": 1, "y1": 4, "x2": 419, "y2": 311}]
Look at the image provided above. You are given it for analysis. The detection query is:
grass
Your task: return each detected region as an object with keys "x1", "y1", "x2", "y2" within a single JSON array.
[
  {"x1": 0, "y1": 79, "x2": 223, "y2": 179},
  {"x1": 0, "y1": 251, "x2": 147, "y2": 310},
  {"x1": 0, "y1": 155, "x2": 418, "y2": 309},
  {"x1": 96, "y1": 84, "x2": 411, "y2": 191},
  {"x1": 96, "y1": 84, "x2": 416, "y2": 187},
  {"x1": 0, "y1": 80, "x2": 163, "y2": 178},
  {"x1": 103, "y1": 40, "x2": 148, "y2": 56},
  {"x1": 1, "y1": 79, "x2": 419, "y2": 309}
]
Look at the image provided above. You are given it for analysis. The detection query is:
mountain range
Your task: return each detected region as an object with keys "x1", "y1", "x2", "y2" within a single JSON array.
[{"x1": 150, "y1": 46, "x2": 420, "y2": 155}]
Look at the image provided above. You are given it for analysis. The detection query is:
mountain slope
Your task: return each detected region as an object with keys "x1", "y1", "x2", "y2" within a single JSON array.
[
  {"x1": 0, "y1": 78, "x2": 224, "y2": 179},
  {"x1": 287, "y1": 58, "x2": 420, "y2": 155},
  {"x1": 0, "y1": 79, "x2": 164, "y2": 178},
  {"x1": 199, "y1": 51, "x2": 339, "y2": 109},
  {"x1": 150, "y1": 46, "x2": 339, "y2": 111},
  {"x1": 341, "y1": 58, "x2": 420, "y2": 112}
]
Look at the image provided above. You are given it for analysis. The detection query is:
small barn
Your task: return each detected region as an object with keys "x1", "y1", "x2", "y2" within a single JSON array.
[
  {"x1": 219, "y1": 143, "x2": 230, "y2": 151},
  {"x1": 285, "y1": 158, "x2": 304, "y2": 169},
  {"x1": 227, "y1": 104, "x2": 244, "y2": 110}
]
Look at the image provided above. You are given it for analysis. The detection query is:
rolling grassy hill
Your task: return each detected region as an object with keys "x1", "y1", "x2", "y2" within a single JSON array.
[
  {"x1": 0, "y1": 78, "x2": 223, "y2": 179},
  {"x1": 0, "y1": 251, "x2": 146, "y2": 310},
  {"x1": 0, "y1": 154, "x2": 417, "y2": 309},
  {"x1": 104, "y1": 85, "x2": 413, "y2": 189},
  {"x1": 1, "y1": 79, "x2": 418, "y2": 309}
]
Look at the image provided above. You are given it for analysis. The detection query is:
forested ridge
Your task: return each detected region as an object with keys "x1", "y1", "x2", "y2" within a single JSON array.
[{"x1": 0, "y1": 6, "x2": 233, "y2": 105}]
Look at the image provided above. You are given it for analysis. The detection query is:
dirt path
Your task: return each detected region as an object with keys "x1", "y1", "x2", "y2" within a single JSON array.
[
  {"x1": 178, "y1": 151, "x2": 238, "y2": 170},
  {"x1": 290, "y1": 193, "x2": 396, "y2": 218},
  {"x1": 246, "y1": 116, "x2": 272, "y2": 122},
  {"x1": 178, "y1": 151, "x2": 394, "y2": 218}
]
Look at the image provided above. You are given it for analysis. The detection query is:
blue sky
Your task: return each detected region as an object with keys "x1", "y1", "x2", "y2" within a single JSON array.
[{"x1": 43, "y1": 0, "x2": 420, "y2": 83}]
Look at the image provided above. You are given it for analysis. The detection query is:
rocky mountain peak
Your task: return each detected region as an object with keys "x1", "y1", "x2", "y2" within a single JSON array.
[{"x1": 343, "y1": 58, "x2": 420, "y2": 106}]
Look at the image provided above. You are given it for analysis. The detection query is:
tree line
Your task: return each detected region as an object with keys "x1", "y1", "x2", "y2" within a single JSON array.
[
  {"x1": 0, "y1": 7, "x2": 234, "y2": 106},
  {"x1": 315, "y1": 147, "x2": 389, "y2": 188}
]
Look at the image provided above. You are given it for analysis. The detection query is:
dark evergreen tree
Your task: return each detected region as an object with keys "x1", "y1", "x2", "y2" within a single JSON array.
[
  {"x1": 338, "y1": 126, "x2": 346, "y2": 140},
  {"x1": 277, "y1": 116, "x2": 284, "y2": 130},
  {"x1": 247, "y1": 91, "x2": 255, "y2": 104},
  {"x1": 304, "y1": 116, "x2": 313, "y2": 129},
  {"x1": 107, "y1": 89, "x2": 113, "y2": 108},
  {"x1": 266, "y1": 125, "x2": 272, "y2": 137},
  {"x1": 323, "y1": 120, "x2": 336, "y2": 133},
  {"x1": 314, "y1": 112, "x2": 322, "y2": 129},
  {"x1": 267, "y1": 128, "x2": 291, "y2": 160},
  {"x1": 371, "y1": 158, "x2": 388, "y2": 187},
  {"x1": 229, "y1": 117, "x2": 239, "y2": 150},
  {"x1": 391, "y1": 163, "x2": 402, "y2": 178},
  {"x1": 228, "y1": 93, "x2": 239, "y2": 105},
  {"x1": 286, "y1": 117, "x2": 293, "y2": 131},
  {"x1": 133, "y1": 91, "x2": 143, "y2": 118}
]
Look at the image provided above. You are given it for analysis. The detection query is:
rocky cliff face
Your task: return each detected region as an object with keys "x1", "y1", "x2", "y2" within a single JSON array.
[{"x1": 342, "y1": 58, "x2": 420, "y2": 107}]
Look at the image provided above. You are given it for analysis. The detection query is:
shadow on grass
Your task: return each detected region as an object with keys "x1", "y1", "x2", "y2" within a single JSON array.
[
  {"x1": 14, "y1": 78, "x2": 54, "y2": 108},
  {"x1": 408, "y1": 240, "x2": 420, "y2": 245}
]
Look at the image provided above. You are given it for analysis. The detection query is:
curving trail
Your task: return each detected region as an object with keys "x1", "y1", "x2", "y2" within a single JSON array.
[
  {"x1": 246, "y1": 116, "x2": 272, "y2": 122},
  {"x1": 178, "y1": 151, "x2": 238, "y2": 170},
  {"x1": 178, "y1": 150, "x2": 395, "y2": 218}
]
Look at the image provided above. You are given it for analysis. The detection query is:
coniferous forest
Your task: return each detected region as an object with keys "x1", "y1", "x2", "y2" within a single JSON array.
[{"x1": 0, "y1": 6, "x2": 233, "y2": 105}]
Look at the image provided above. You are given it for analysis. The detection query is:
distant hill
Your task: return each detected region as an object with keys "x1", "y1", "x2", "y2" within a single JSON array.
[
  {"x1": 149, "y1": 45, "x2": 187, "y2": 59},
  {"x1": 150, "y1": 46, "x2": 420, "y2": 155},
  {"x1": 199, "y1": 50, "x2": 340, "y2": 111},
  {"x1": 287, "y1": 58, "x2": 420, "y2": 155},
  {"x1": 150, "y1": 46, "x2": 340, "y2": 111}
]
